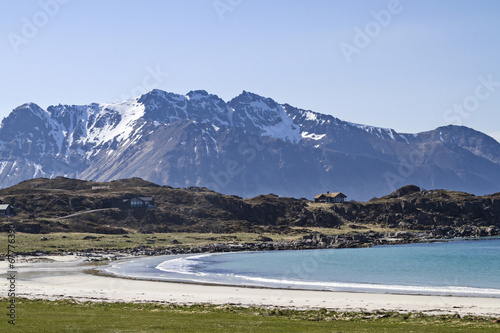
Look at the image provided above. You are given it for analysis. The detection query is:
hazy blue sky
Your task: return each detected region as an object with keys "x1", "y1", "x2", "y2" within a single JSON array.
[{"x1": 1, "y1": 0, "x2": 499, "y2": 141}]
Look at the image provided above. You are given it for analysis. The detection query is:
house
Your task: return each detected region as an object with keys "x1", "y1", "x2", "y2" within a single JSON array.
[
  {"x1": 125, "y1": 197, "x2": 154, "y2": 209},
  {"x1": 92, "y1": 185, "x2": 110, "y2": 190},
  {"x1": 314, "y1": 192, "x2": 347, "y2": 203},
  {"x1": 99, "y1": 196, "x2": 155, "y2": 209},
  {"x1": 0, "y1": 204, "x2": 14, "y2": 216}
]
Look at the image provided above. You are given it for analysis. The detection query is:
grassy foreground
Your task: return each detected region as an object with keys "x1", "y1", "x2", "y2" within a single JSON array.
[
  {"x1": 3, "y1": 299, "x2": 499, "y2": 332},
  {"x1": 0, "y1": 225, "x2": 400, "y2": 254}
]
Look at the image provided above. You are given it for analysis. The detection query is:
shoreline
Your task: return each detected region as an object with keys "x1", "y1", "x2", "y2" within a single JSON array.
[
  {"x1": 98, "y1": 251, "x2": 500, "y2": 299},
  {"x1": 94, "y1": 267, "x2": 500, "y2": 300},
  {"x1": 1, "y1": 253, "x2": 500, "y2": 317},
  {"x1": 9, "y1": 232, "x2": 500, "y2": 260}
]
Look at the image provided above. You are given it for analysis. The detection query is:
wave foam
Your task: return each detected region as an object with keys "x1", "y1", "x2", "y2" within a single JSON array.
[
  {"x1": 153, "y1": 255, "x2": 500, "y2": 297},
  {"x1": 231, "y1": 274, "x2": 500, "y2": 297},
  {"x1": 155, "y1": 254, "x2": 214, "y2": 275}
]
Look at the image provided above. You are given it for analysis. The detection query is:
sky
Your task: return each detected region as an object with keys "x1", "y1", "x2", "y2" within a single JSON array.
[{"x1": 1, "y1": 0, "x2": 500, "y2": 141}]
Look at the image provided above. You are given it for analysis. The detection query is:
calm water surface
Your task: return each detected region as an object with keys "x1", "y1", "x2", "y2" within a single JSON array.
[{"x1": 104, "y1": 238, "x2": 500, "y2": 297}]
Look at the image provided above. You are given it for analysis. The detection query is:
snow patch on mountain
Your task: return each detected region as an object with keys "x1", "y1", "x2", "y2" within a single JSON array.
[
  {"x1": 0, "y1": 161, "x2": 8, "y2": 174},
  {"x1": 301, "y1": 131, "x2": 326, "y2": 140},
  {"x1": 347, "y1": 122, "x2": 398, "y2": 140},
  {"x1": 87, "y1": 100, "x2": 145, "y2": 144},
  {"x1": 33, "y1": 163, "x2": 45, "y2": 178},
  {"x1": 260, "y1": 106, "x2": 301, "y2": 143},
  {"x1": 304, "y1": 111, "x2": 318, "y2": 121}
]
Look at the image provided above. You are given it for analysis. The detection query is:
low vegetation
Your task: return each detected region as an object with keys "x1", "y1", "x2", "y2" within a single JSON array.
[
  {"x1": 0, "y1": 224, "x2": 399, "y2": 255},
  {"x1": 3, "y1": 299, "x2": 499, "y2": 333},
  {"x1": 0, "y1": 232, "x2": 297, "y2": 254}
]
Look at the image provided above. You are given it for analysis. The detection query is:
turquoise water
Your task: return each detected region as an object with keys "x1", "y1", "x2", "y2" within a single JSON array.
[{"x1": 104, "y1": 238, "x2": 500, "y2": 297}]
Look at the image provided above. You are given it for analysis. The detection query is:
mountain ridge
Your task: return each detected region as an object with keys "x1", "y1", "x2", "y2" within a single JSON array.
[{"x1": 1, "y1": 89, "x2": 499, "y2": 200}]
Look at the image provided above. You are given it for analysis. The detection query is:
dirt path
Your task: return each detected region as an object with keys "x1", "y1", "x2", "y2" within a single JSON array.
[{"x1": 55, "y1": 208, "x2": 119, "y2": 220}]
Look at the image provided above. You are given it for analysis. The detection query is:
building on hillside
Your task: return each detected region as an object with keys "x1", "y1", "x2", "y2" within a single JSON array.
[
  {"x1": 0, "y1": 204, "x2": 14, "y2": 216},
  {"x1": 124, "y1": 197, "x2": 155, "y2": 209},
  {"x1": 99, "y1": 196, "x2": 155, "y2": 209},
  {"x1": 314, "y1": 192, "x2": 347, "y2": 203},
  {"x1": 92, "y1": 185, "x2": 110, "y2": 190}
]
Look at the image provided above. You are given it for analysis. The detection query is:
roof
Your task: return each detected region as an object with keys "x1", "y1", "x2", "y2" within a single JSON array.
[
  {"x1": 314, "y1": 192, "x2": 347, "y2": 199},
  {"x1": 0, "y1": 204, "x2": 11, "y2": 210},
  {"x1": 126, "y1": 197, "x2": 153, "y2": 202}
]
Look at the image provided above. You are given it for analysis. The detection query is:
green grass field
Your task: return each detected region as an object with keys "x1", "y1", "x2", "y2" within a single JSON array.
[
  {"x1": 0, "y1": 226, "x2": 405, "y2": 255},
  {"x1": 3, "y1": 299, "x2": 499, "y2": 333},
  {"x1": 0, "y1": 232, "x2": 299, "y2": 254}
]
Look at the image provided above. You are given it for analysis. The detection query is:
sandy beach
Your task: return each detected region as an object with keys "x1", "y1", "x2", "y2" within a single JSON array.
[{"x1": 1, "y1": 255, "x2": 500, "y2": 317}]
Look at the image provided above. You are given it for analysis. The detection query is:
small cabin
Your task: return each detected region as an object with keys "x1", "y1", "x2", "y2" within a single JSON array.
[
  {"x1": 100, "y1": 196, "x2": 155, "y2": 209},
  {"x1": 126, "y1": 197, "x2": 154, "y2": 209},
  {"x1": 314, "y1": 192, "x2": 347, "y2": 203},
  {"x1": 0, "y1": 204, "x2": 14, "y2": 216}
]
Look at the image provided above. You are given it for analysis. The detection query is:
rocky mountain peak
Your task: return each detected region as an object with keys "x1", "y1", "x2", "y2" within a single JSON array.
[
  {"x1": 186, "y1": 90, "x2": 210, "y2": 99},
  {"x1": 230, "y1": 90, "x2": 280, "y2": 109},
  {"x1": 0, "y1": 89, "x2": 499, "y2": 200}
]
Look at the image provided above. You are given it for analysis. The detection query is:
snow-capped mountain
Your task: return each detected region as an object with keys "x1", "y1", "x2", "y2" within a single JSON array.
[{"x1": 1, "y1": 90, "x2": 499, "y2": 200}]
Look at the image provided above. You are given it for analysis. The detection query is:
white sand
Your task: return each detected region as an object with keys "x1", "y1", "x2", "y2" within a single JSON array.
[{"x1": 2, "y1": 256, "x2": 500, "y2": 317}]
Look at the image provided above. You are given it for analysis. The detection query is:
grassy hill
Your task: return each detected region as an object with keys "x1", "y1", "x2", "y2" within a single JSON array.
[{"x1": 0, "y1": 178, "x2": 499, "y2": 235}]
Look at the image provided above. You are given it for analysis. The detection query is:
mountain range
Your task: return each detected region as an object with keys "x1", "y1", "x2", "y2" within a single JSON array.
[{"x1": 1, "y1": 89, "x2": 499, "y2": 201}]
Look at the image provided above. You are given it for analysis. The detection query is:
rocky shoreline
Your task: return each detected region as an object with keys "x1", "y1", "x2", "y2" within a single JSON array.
[{"x1": 8, "y1": 225, "x2": 499, "y2": 261}]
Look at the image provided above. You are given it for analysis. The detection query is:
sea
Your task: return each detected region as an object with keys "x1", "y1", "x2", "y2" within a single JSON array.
[{"x1": 103, "y1": 237, "x2": 500, "y2": 297}]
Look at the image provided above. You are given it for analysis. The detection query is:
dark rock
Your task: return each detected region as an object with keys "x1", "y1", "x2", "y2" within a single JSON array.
[
  {"x1": 386, "y1": 185, "x2": 421, "y2": 199},
  {"x1": 254, "y1": 236, "x2": 273, "y2": 242},
  {"x1": 82, "y1": 235, "x2": 97, "y2": 240}
]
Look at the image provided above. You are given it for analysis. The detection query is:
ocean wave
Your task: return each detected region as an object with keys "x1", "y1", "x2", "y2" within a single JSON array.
[
  {"x1": 155, "y1": 254, "x2": 215, "y2": 276},
  {"x1": 230, "y1": 274, "x2": 500, "y2": 297},
  {"x1": 152, "y1": 254, "x2": 500, "y2": 297}
]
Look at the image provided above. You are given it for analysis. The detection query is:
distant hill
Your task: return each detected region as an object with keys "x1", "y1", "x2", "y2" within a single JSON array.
[
  {"x1": 1, "y1": 90, "x2": 500, "y2": 200},
  {"x1": 0, "y1": 177, "x2": 498, "y2": 235}
]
